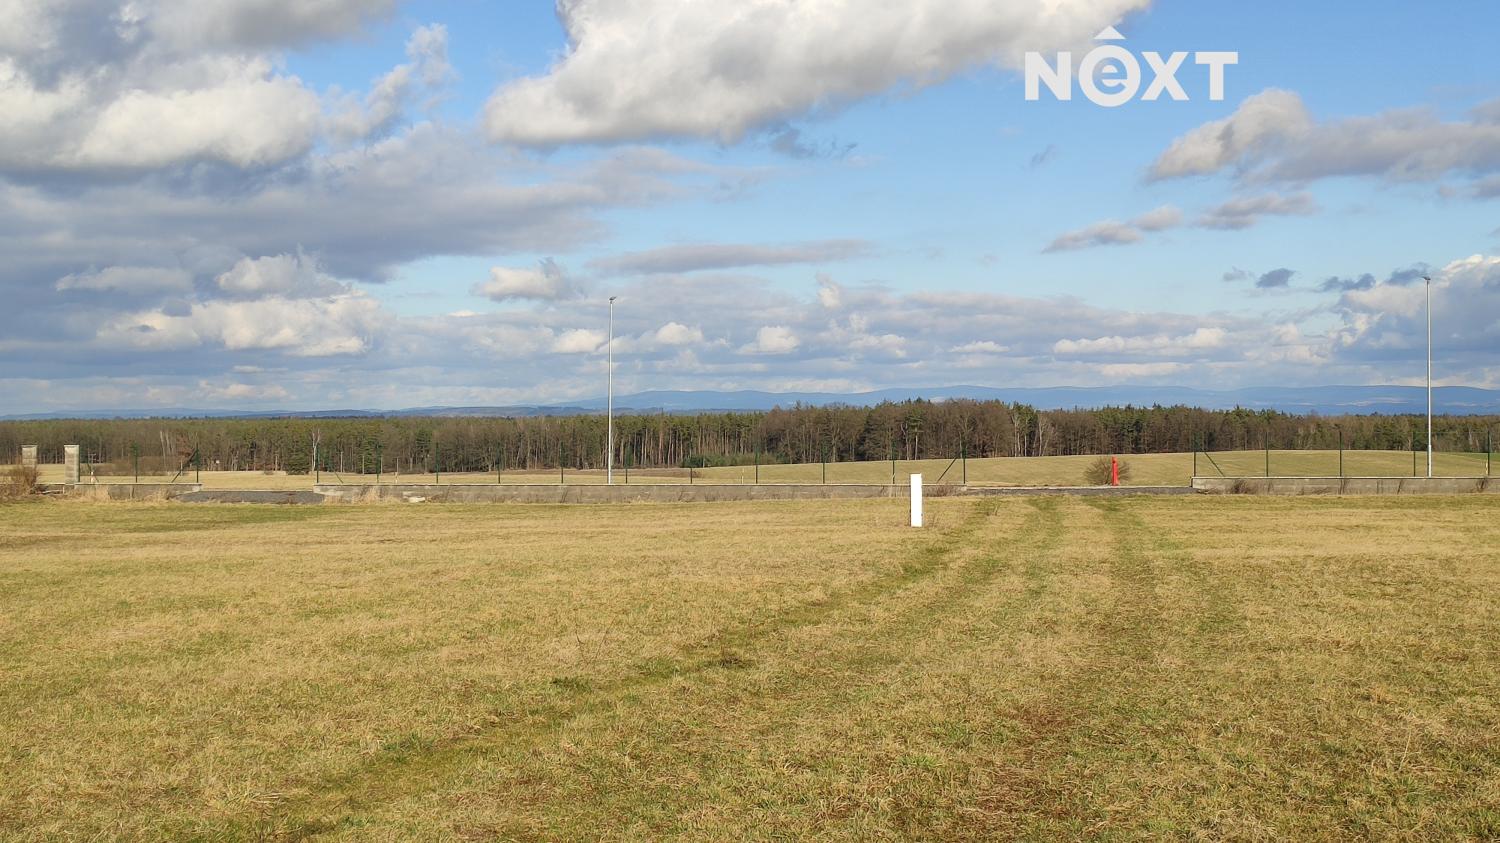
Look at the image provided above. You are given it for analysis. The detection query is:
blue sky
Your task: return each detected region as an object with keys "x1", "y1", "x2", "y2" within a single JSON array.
[{"x1": 1, "y1": 0, "x2": 1497, "y2": 411}]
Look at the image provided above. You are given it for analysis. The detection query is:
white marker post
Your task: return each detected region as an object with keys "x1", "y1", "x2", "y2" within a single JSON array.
[{"x1": 910, "y1": 474, "x2": 923, "y2": 528}]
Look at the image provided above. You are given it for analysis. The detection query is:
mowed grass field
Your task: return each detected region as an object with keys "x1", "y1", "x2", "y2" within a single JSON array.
[
  {"x1": 2, "y1": 496, "x2": 1499, "y2": 839},
  {"x1": 23, "y1": 448, "x2": 1497, "y2": 490}
]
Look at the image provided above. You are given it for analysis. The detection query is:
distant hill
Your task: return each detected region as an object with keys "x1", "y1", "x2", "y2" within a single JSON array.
[
  {"x1": 568, "y1": 385, "x2": 1500, "y2": 415},
  {"x1": 3, "y1": 385, "x2": 1497, "y2": 421}
]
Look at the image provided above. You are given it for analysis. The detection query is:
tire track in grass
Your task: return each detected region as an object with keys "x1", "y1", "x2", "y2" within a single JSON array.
[
  {"x1": 704, "y1": 497, "x2": 1068, "y2": 719},
  {"x1": 968, "y1": 497, "x2": 1244, "y2": 837},
  {"x1": 597, "y1": 497, "x2": 1073, "y2": 839},
  {"x1": 485, "y1": 496, "x2": 1090, "y2": 842},
  {"x1": 218, "y1": 500, "x2": 1003, "y2": 839},
  {"x1": 400, "y1": 498, "x2": 1070, "y2": 841},
  {"x1": 286, "y1": 497, "x2": 1068, "y2": 842}
]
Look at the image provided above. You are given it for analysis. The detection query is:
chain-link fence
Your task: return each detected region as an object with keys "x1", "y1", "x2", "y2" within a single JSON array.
[{"x1": 8, "y1": 432, "x2": 1495, "y2": 490}]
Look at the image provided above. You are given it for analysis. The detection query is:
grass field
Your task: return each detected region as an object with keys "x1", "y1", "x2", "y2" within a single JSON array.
[
  {"x1": 20, "y1": 448, "x2": 1498, "y2": 490},
  {"x1": 3, "y1": 495, "x2": 1498, "y2": 838}
]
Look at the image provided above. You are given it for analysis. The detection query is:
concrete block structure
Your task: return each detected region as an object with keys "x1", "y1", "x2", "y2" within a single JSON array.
[
  {"x1": 311, "y1": 483, "x2": 907, "y2": 504},
  {"x1": 20, "y1": 445, "x2": 37, "y2": 469},
  {"x1": 64, "y1": 445, "x2": 80, "y2": 485},
  {"x1": 1193, "y1": 476, "x2": 1497, "y2": 495}
]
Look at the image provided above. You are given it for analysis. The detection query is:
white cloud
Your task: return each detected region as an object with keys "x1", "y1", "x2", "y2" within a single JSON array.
[
  {"x1": 742, "y1": 325, "x2": 801, "y2": 355},
  {"x1": 551, "y1": 328, "x2": 605, "y2": 354},
  {"x1": 951, "y1": 341, "x2": 1010, "y2": 354},
  {"x1": 1331, "y1": 255, "x2": 1499, "y2": 364},
  {"x1": 96, "y1": 293, "x2": 386, "y2": 357},
  {"x1": 1152, "y1": 89, "x2": 1500, "y2": 186},
  {"x1": 1049, "y1": 193, "x2": 1311, "y2": 252},
  {"x1": 475, "y1": 260, "x2": 578, "y2": 302},
  {"x1": 1150, "y1": 89, "x2": 1311, "y2": 180},
  {"x1": 1133, "y1": 205, "x2": 1183, "y2": 231},
  {"x1": 200, "y1": 381, "x2": 291, "y2": 402},
  {"x1": 1045, "y1": 205, "x2": 1181, "y2": 252},
  {"x1": 1198, "y1": 191, "x2": 1316, "y2": 230},
  {"x1": 654, "y1": 322, "x2": 705, "y2": 346},
  {"x1": 484, "y1": 0, "x2": 1151, "y2": 146},
  {"x1": 1045, "y1": 220, "x2": 1144, "y2": 252},
  {"x1": 72, "y1": 62, "x2": 322, "y2": 169},
  {"x1": 1053, "y1": 327, "x2": 1227, "y2": 356},
  {"x1": 25, "y1": 255, "x2": 1500, "y2": 412},
  {"x1": 216, "y1": 253, "x2": 346, "y2": 299},
  {"x1": 0, "y1": 7, "x2": 439, "y2": 174},
  {"x1": 329, "y1": 24, "x2": 452, "y2": 142},
  {"x1": 816, "y1": 273, "x2": 843, "y2": 309},
  {"x1": 0, "y1": 50, "x2": 323, "y2": 171}
]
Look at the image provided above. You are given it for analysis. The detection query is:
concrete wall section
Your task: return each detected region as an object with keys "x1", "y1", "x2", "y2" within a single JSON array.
[
  {"x1": 966, "y1": 485, "x2": 1195, "y2": 497},
  {"x1": 178, "y1": 490, "x2": 329, "y2": 505},
  {"x1": 20, "y1": 445, "x2": 37, "y2": 469},
  {"x1": 313, "y1": 483, "x2": 906, "y2": 504},
  {"x1": 1194, "y1": 476, "x2": 1497, "y2": 495},
  {"x1": 64, "y1": 445, "x2": 79, "y2": 484},
  {"x1": 67, "y1": 483, "x2": 204, "y2": 500}
]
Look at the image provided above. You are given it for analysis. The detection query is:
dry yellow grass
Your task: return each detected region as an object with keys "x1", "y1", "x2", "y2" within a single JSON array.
[{"x1": 2, "y1": 495, "x2": 1498, "y2": 839}]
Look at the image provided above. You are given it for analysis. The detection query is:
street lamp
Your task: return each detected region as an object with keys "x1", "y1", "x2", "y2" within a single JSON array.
[
  {"x1": 606, "y1": 296, "x2": 617, "y2": 485},
  {"x1": 1423, "y1": 275, "x2": 1433, "y2": 478}
]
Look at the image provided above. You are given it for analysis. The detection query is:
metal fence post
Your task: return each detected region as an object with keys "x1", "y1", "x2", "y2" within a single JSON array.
[
  {"x1": 1264, "y1": 443, "x2": 1270, "y2": 477},
  {"x1": 961, "y1": 436, "x2": 967, "y2": 486},
  {"x1": 434, "y1": 443, "x2": 440, "y2": 485},
  {"x1": 821, "y1": 443, "x2": 827, "y2": 485},
  {"x1": 376, "y1": 443, "x2": 382, "y2": 484},
  {"x1": 132, "y1": 443, "x2": 140, "y2": 484},
  {"x1": 754, "y1": 443, "x2": 760, "y2": 485},
  {"x1": 497, "y1": 449, "x2": 503, "y2": 485},
  {"x1": 1337, "y1": 428, "x2": 1344, "y2": 478}
]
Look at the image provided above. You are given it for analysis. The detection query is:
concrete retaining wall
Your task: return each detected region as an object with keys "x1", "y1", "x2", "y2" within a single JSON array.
[
  {"x1": 966, "y1": 485, "x2": 1194, "y2": 497},
  {"x1": 177, "y1": 490, "x2": 329, "y2": 505},
  {"x1": 312, "y1": 483, "x2": 908, "y2": 504},
  {"x1": 1194, "y1": 476, "x2": 1498, "y2": 495},
  {"x1": 65, "y1": 483, "x2": 204, "y2": 500}
]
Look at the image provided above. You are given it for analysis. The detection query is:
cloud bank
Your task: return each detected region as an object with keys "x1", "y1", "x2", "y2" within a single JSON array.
[{"x1": 484, "y1": 0, "x2": 1150, "y2": 146}]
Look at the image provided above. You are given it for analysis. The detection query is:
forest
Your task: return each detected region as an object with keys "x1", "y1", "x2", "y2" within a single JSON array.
[{"x1": 2, "y1": 401, "x2": 1496, "y2": 475}]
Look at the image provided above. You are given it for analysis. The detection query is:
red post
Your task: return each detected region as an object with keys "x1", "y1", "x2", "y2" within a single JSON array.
[{"x1": 1111, "y1": 456, "x2": 1120, "y2": 487}]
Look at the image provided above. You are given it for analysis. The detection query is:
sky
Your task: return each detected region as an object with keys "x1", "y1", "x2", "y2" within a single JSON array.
[{"x1": 1, "y1": 0, "x2": 1498, "y2": 413}]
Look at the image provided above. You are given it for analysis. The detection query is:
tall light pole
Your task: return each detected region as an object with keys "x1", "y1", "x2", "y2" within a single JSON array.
[
  {"x1": 606, "y1": 296, "x2": 617, "y2": 485},
  {"x1": 1424, "y1": 275, "x2": 1433, "y2": 478}
]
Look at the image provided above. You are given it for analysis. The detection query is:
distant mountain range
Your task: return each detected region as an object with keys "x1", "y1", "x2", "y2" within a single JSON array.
[{"x1": 3, "y1": 385, "x2": 1498, "y2": 420}]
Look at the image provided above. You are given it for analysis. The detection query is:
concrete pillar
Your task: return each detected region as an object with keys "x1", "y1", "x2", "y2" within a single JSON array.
[
  {"x1": 64, "y1": 445, "x2": 79, "y2": 485},
  {"x1": 20, "y1": 445, "x2": 37, "y2": 469}
]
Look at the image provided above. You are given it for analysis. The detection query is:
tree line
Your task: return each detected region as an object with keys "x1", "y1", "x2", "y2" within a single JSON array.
[{"x1": 2, "y1": 401, "x2": 1495, "y2": 475}]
